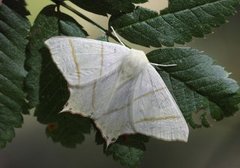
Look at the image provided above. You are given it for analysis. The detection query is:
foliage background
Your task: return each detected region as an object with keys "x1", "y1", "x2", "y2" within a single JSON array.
[{"x1": 0, "y1": 0, "x2": 240, "y2": 167}]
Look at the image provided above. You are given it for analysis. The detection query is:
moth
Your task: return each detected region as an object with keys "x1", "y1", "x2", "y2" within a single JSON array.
[{"x1": 45, "y1": 37, "x2": 189, "y2": 146}]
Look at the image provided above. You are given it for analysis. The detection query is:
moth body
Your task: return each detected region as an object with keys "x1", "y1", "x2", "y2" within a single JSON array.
[{"x1": 118, "y1": 49, "x2": 149, "y2": 87}]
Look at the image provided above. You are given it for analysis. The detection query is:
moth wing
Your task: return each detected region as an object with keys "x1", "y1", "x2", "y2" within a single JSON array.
[
  {"x1": 132, "y1": 65, "x2": 189, "y2": 142},
  {"x1": 93, "y1": 74, "x2": 138, "y2": 146},
  {"x1": 45, "y1": 37, "x2": 130, "y2": 116},
  {"x1": 45, "y1": 37, "x2": 130, "y2": 86}
]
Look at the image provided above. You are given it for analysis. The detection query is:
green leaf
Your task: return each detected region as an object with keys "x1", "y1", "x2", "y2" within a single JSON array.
[
  {"x1": 70, "y1": 0, "x2": 135, "y2": 15},
  {"x1": 147, "y1": 48, "x2": 240, "y2": 127},
  {"x1": 110, "y1": 0, "x2": 240, "y2": 47},
  {"x1": 25, "y1": 4, "x2": 87, "y2": 107},
  {"x1": 25, "y1": 5, "x2": 89, "y2": 146},
  {"x1": 2, "y1": 0, "x2": 30, "y2": 17},
  {"x1": 0, "y1": 4, "x2": 30, "y2": 148},
  {"x1": 95, "y1": 125, "x2": 149, "y2": 167},
  {"x1": 131, "y1": 0, "x2": 148, "y2": 3},
  {"x1": 46, "y1": 113, "x2": 92, "y2": 148},
  {"x1": 163, "y1": 0, "x2": 220, "y2": 13},
  {"x1": 104, "y1": 134, "x2": 149, "y2": 168}
]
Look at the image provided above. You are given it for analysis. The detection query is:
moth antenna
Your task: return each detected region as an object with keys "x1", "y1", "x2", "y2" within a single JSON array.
[
  {"x1": 150, "y1": 63, "x2": 177, "y2": 67},
  {"x1": 111, "y1": 26, "x2": 125, "y2": 47}
]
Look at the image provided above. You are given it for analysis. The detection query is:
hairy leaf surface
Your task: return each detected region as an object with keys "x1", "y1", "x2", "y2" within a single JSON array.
[
  {"x1": 111, "y1": 0, "x2": 240, "y2": 47},
  {"x1": 147, "y1": 48, "x2": 240, "y2": 127}
]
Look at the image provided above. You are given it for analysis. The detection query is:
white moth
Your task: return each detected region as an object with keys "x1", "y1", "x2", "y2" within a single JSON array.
[{"x1": 45, "y1": 37, "x2": 189, "y2": 146}]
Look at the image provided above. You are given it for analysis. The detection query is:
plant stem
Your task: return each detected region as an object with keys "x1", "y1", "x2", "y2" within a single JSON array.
[{"x1": 59, "y1": 1, "x2": 122, "y2": 43}]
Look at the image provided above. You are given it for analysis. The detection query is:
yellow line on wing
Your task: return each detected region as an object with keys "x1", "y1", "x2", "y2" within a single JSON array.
[
  {"x1": 100, "y1": 42, "x2": 104, "y2": 76},
  {"x1": 92, "y1": 81, "x2": 97, "y2": 110},
  {"x1": 97, "y1": 87, "x2": 167, "y2": 118},
  {"x1": 68, "y1": 39, "x2": 81, "y2": 83},
  {"x1": 135, "y1": 116, "x2": 179, "y2": 124},
  {"x1": 134, "y1": 87, "x2": 166, "y2": 102},
  {"x1": 91, "y1": 42, "x2": 104, "y2": 110}
]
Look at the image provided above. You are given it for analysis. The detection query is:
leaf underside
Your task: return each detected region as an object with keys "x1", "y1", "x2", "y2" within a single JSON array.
[
  {"x1": 0, "y1": 4, "x2": 30, "y2": 148},
  {"x1": 147, "y1": 48, "x2": 240, "y2": 128},
  {"x1": 111, "y1": 0, "x2": 240, "y2": 47}
]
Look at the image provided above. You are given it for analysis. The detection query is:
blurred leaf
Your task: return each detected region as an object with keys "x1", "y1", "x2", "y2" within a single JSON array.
[
  {"x1": 0, "y1": 4, "x2": 30, "y2": 148},
  {"x1": 96, "y1": 35, "x2": 109, "y2": 41},
  {"x1": 147, "y1": 48, "x2": 240, "y2": 128},
  {"x1": 95, "y1": 129, "x2": 106, "y2": 145},
  {"x1": 59, "y1": 14, "x2": 88, "y2": 37},
  {"x1": 70, "y1": 0, "x2": 135, "y2": 15},
  {"x1": 2, "y1": 0, "x2": 30, "y2": 17},
  {"x1": 162, "y1": 0, "x2": 219, "y2": 13},
  {"x1": 104, "y1": 134, "x2": 149, "y2": 168},
  {"x1": 25, "y1": 5, "x2": 89, "y2": 146},
  {"x1": 95, "y1": 123, "x2": 149, "y2": 167},
  {"x1": 110, "y1": 0, "x2": 240, "y2": 47},
  {"x1": 131, "y1": 0, "x2": 148, "y2": 3},
  {"x1": 46, "y1": 113, "x2": 92, "y2": 148},
  {"x1": 25, "y1": 5, "x2": 87, "y2": 108}
]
